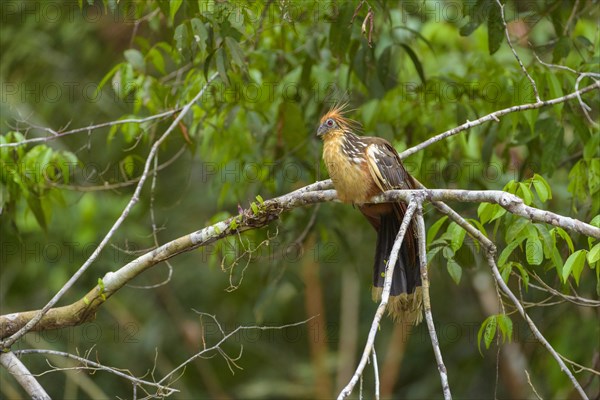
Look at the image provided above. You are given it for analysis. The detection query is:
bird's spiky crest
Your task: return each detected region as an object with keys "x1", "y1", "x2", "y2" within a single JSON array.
[{"x1": 320, "y1": 102, "x2": 362, "y2": 133}]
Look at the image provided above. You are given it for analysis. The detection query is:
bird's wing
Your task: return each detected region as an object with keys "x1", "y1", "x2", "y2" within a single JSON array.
[
  {"x1": 365, "y1": 140, "x2": 415, "y2": 192},
  {"x1": 364, "y1": 139, "x2": 418, "y2": 261}
]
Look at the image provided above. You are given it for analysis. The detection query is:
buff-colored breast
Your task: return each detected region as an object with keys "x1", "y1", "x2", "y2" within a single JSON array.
[{"x1": 322, "y1": 134, "x2": 376, "y2": 204}]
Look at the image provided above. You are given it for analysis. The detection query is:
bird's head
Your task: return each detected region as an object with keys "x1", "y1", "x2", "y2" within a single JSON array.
[{"x1": 316, "y1": 104, "x2": 359, "y2": 139}]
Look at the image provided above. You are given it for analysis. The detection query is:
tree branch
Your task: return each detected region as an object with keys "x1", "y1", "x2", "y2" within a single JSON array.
[
  {"x1": 337, "y1": 200, "x2": 418, "y2": 399},
  {"x1": 416, "y1": 200, "x2": 451, "y2": 399},
  {"x1": 11, "y1": 349, "x2": 178, "y2": 397},
  {"x1": 399, "y1": 82, "x2": 599, "y2": 159},
  {"x1": 0, "y1": 109, "x2": 180, "y2": 148},
  {"x1": 485, "y1": 254, "x2": 589, "y2": 399},
  {"x1": 0, "y1": 72, "x2": 219, "y2": 350},
  {"x1": 0, "y1": 351, "x2": 51, "y2": 400},
  {"x1": 2, "y1": 185, "x2": 597, "y2": 339}
]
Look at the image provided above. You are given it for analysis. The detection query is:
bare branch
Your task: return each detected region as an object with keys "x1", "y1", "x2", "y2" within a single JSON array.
[
  {"x1": 372, "y1": 348, "x2": 380, "y2": 400},
  {"x1": 399, "y1": 82, "x2": 599, "y2": 159},
  {"x1": 495, "y1": 0, "x2": 541, "y2": 102},
  {"x1": 11, "y1": 349, "x2": 178, "y2": 397},
  {"x1": 337, "y1": 200, "x2": 418, "y2": 399},
  {"x1": 416, "y1": 201, "x2": 451, "y2": 399},
  {"x1": 0, "y1": 109, "x2": 180, "y2": 148},
  {"x1": 158, "y1": 315, "x2": 316, "y2": 386},
  {"x1": 0, "y1": 72, "x2": 219, "y2": 350},
  {"x1": 485, "y1": 253, "x2": 589, "y2": 399},
  {"x1": 0, "y1": 351, "x2": 51, "y2": 400},
  {"x1": 2, "y1": 183, "x2": 598, "y2": 339}
]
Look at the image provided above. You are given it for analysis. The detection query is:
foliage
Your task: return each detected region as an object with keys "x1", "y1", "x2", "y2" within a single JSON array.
[{"x1": 1, "y1": 0, "x2": 598, "y2": 398}]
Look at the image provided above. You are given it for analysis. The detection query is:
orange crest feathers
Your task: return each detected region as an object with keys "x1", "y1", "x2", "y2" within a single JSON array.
[{"x1": 320, "y1": 102, "x2": 361, "y2": 133}]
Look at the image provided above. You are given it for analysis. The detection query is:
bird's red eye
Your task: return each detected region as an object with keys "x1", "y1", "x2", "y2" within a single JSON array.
[{"x1": 326, "y1": 118, "x2": 334, "y2": 127}]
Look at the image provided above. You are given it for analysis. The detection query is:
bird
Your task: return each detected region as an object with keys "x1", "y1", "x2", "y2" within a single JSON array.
[{"x1": 316, "y1": 104, "x2": 422, "y2": 324}]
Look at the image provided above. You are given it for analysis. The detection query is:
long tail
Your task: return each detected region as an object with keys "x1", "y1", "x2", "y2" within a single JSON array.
[{"x1": 372, "y1": 212, "x2": 423, "y2": 324}]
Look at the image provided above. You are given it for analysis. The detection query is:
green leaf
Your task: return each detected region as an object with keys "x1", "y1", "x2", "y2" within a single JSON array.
[
  {"x1": 447, "y1": 222, "x2": 466, "y2": 252},
  {"x1": 546, "y1": 73, "x2": 564, "y2": 114},
  {"x1": 588, "y1": 243, "x2": 600, "y2": 264},
  {"x1": 216, "y1": 47, "x2": 230, "y2": 85},
  {"x1": 169, "y1": 0, "x2": 183, "y2": 23},
  {"x1": 400, "y1": 43, "x2": 426, "y2": 84},
  {"x1": 553, "y1": 227, "x2": 574, "y2": 253},
  {"x1": 591, "y1": 215, "x2": 600, "y2": 228},
  {"x1": 478, "y1": 315, "x2": 497, "y2": 355},
  {"x1": 427, "y1": 216, "x2": 448, "y2": 245},
  {"x1": 225, "y1": 37, "x2": 245, "y2": 69},
  {"x1": 552, "y1": 36, "x2": 571, "y2": 62},
  {"x1": 484, "y1": 315, "x2": 497, "y2": 350},
  {"x1": 505, "y1": 217, "x2": 528, "y2": 243},
  {"x1": 517, "y1": 182, "x2": 533, "y2": 205},
  {"x1": 512, "y1": 262, "x2": 530, "y2": 289},
  {"x1": 500, "y1": 263, "x2": 511, "y2": 283},
  {"x1": 124, "y1": 49, "x2": 145, "y2": 72},
  {"x1": 588, "y1": 158, "x2": 600, "y2": 194},
  {"x1": 25, "y1": 193, "x2": 47, "y2": 231},
  {"x1": 497, "y1": 314, "x2": 513, "y2": 343},
  {"x1": 447, "y1": 259, "x2": 462, "y2": 284},
  {"x1": 562, "y1": 249, "x2": 587, "y2": 285},
  {"x1": 250, "y1": 202, "x2": 259, "y2": 215},
  {"x1": 487, "y1": 1, "x2": 504, "y2": 55},
  {"x1": 147, "y1": 48, "x2": 165, "y2": 74},
  {"x1": 122, "y1": 155, "x2": 135, "y2": 178},
  {"x1": 551, "y1": 246, "x2": 564, "y2": 277},
  {"x1": 255, "y1": 195, "x2": 264, "y2": 205},
  {"x1": 498, "y1": 236, "x2": 525, "y2": 267},
  {"x1": 532, "y1": 174, "x2": 552, "y2": 202},
  {"x1": 478, "y1": 202, "x2": 506, "y2": 224},
  {"x1": 534, "y1": 223, "x2": 553, "y2": 259},
  {"x1": 526, "y1": 232, "x2": 543, "y2": 266}
]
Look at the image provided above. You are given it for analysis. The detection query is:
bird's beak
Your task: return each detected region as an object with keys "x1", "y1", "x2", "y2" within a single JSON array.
[{"x1": 316, "y1": 124, "x2": 326, "y2": 137}]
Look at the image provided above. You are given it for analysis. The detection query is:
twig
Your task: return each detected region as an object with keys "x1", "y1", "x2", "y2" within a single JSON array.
[
  {"x1": 372, "y1": 348, "x2": 380, "y2": 400},
  {"x1": 485, "y1": 253, "x2": 589, "y2": 399},
  {"x1": 562, "y1": 0, "x2": 580, "y2": 36},
  {"x1": 416, "y1": 201, "x2": 451, "y2": 399},
  {"x1": 158, "y1": 315, "x2": 316, "y2": 385},
  {"x1": 495, "y1": 0, "x2": 541, "y2": 102},
  {"x1": 0, "y1": 72, "x2": 219, "y2": 350},
  {"x1": 11, "y1": 349, "x2": 178, "y2": 397},
  {"x1": 0, "y1": 109, "x2": 179, "y2": 148},
  {"x1": 337, "y1": 201, "x2": 418, "y2": 399},
  {"x1": 575, "y1": 73, "x2": 600, "y2": 125},
  {"x1": 399, "y1": 82, "x2": 599, "y2": 159},
  {"x1": 528, "y1": 272, "x2": 600, "y2": 307},
  {"x1": 0, "y1": 351, "x2": 51, "y2": 400},
  {"x1": 525, "y1": 370, "x2": 544, "y2": 400}
]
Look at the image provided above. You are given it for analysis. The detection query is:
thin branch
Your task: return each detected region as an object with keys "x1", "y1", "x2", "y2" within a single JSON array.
[
  {"x1": 11, "y1": 349, "x2": 178, "y2": 397},
  {"x1": 0, "y1": 72, "x2": 219, "y2": 350},
  {"x1": 562, "y1": 0, "x2": 580, "y2": 36},
  {"x1": 0, "y1": 109, "x2": 180, "y2": 148},
  {"x1": 2, "y1": 185, "x2": 598, "y2": 339},
  {"x1": 399, "y1": 82, "x2": 599, "y2": 159},
  {"x1": 158, "y1": 316, "x2": 316, "y2": 385},
  {"x1": 372, "y1": 348, "x2": 380, "y2": 400},
  {"x1": 337, "y1": 200, "x2": 418, "y2": 399},
  {"x1": 525, "y1": 370, "x2": 544, "y2": 400},
  {"x1": 485, "y1": 253, "x2": 589, "y2": 399},
  {"x1": 416, "y1": 200, "x2": 451, "y2": 399},
  {"x1": 0, "y1": 351, "x2": 51, "y2": 400},
  {"x1": 495, "y1": 0, "x2": 541, "y2": 102},
  {"x1": 528, "y1": 272, "x2": 600, "y2": 307}
]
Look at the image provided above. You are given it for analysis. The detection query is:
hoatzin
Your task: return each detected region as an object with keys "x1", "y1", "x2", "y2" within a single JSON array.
[{"x1": 317, "y1": 105, "x2": 422, "y2": 324}]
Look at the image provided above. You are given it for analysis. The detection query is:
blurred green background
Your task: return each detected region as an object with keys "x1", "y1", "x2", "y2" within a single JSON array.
[{"x1": 1, "y1": 0, "x2": 599, "y2": 398}]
